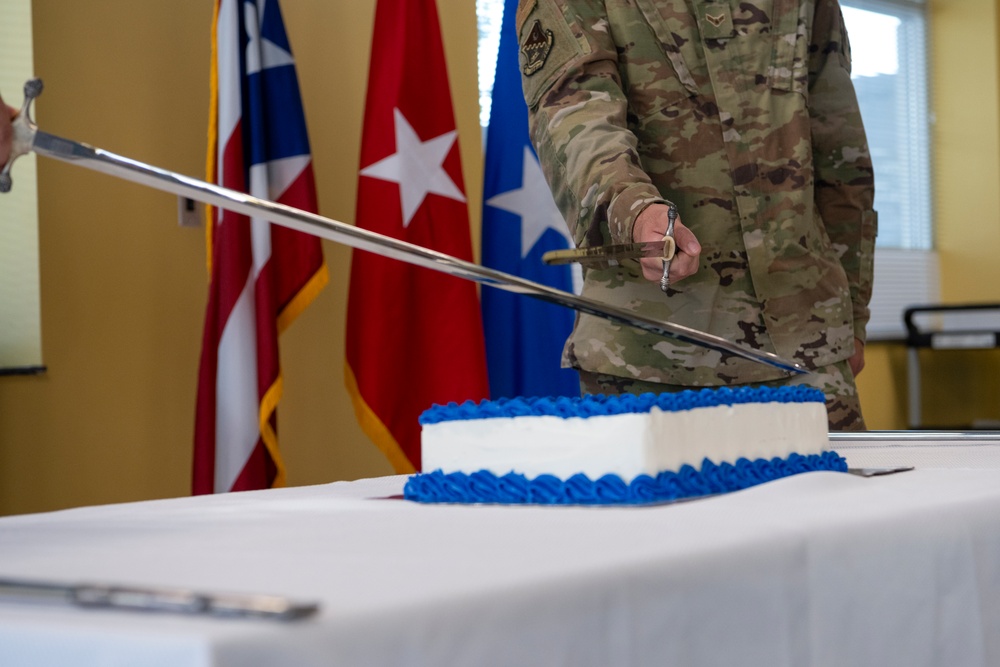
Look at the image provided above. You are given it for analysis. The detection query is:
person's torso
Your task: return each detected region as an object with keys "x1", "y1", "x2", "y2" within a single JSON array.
[{"x1": 567, "y1": 0, "x2": 856, "y2": 384}]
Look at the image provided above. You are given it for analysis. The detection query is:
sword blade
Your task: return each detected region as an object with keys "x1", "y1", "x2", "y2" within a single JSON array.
[{"x1": 21, "y1": 125, "x2": 807, "y2": 375}]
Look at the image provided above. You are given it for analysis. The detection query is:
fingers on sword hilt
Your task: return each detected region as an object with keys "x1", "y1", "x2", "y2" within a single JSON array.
[
  {"x1": 659, "y1": 203, "x2": 678, "y2": 293},
  {"x1": 0, "y1": 78, "x2": 43, "y2": 194}
]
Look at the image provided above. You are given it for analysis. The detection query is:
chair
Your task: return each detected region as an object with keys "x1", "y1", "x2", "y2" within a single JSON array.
[{"x1": 904, "y1": 304, "x2": 1000, "y2": 429}]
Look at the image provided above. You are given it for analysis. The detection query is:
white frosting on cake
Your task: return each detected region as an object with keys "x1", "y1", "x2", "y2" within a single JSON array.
[{"x1": 421, "y1": 401, "x2": 828, "y2": 482}]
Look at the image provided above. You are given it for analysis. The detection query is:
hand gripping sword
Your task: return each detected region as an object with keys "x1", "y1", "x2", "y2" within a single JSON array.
[{"x1": 0, "y1": 79, "x2": 807, "y2": 375}]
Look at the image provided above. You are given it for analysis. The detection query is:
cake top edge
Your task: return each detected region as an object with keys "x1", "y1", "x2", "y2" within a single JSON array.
[{"x1": 419, "y1": 386, "x2": 825, "y2": 424}]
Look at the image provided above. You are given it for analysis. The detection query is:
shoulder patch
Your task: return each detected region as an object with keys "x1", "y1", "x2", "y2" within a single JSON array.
[
  {"x1": 516, "y1": 0, "x2": 586, "y2": 108},
  {"x1": 521, "y1": 20, "x2": 554, "y2": 76}
]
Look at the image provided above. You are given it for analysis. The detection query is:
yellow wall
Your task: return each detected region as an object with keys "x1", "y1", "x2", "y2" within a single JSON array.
[
  {"x1": 0, "y1": 0, "x2": 477, "y2": 515},
  {"x1": 1, "y1": 0, "x2": 998, "y2": 515},
  {"x1": 858, "y1": 0, "x2": 1000, "y2": 430}
]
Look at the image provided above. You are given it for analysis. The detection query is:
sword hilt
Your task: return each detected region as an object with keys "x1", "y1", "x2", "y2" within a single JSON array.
[
  {"x1": 0, "y1": 78, "x2": 43, "y2": 194},
  {"x1": 659, "y1": 203, "x2": 678, "y2": 293}
]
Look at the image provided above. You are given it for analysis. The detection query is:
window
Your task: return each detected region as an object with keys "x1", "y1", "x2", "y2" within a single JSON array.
[
  {"x1": 477, "y1": 0, "x2": 505, "y2": 129},
  {"x1": 843, "y1": 0, "x2": 931, "y2": 251},
  {"x1": 0, "y1": 0, "x2": 44, "y2": 373},
  {"x1": 477, "y1": 0, "x2": 934, "y2": 338},
  {"x1": 843, "y1": 0, "x2": 936, "y2": 339}
]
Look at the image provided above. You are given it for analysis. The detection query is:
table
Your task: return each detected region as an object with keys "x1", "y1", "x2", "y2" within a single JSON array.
[{"x1": 2, "y1": 436, "x2": 1000, "y2": 667}]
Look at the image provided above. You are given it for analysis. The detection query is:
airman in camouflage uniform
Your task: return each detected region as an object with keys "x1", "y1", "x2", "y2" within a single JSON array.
[{"x1": 516, "y1": 0, "x2": 877, "y2": 430}]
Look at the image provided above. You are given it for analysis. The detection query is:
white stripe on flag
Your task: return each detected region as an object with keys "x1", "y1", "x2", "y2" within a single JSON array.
[
  {"x1": 214, "y1": 275, "x2": 260, "y2": 492},
  {"x1": 245, "y1": 156, "x2": 310, "y2": 274},
  {"x1": 213, "y1": 0, "x2": 255, "y2": 493},
  {"x1": 250, "y1": 155, "x2": 311, "y2": 202},
  {"x1": 216, "y1": 0, "x2": 241, "y2": 162},
  {"x1": 249, "y1": 164, "x2": 274, "y2": 274}
]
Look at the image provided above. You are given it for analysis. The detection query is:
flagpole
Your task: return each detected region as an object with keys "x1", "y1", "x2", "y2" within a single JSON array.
[{"x1": 1, "y1": 79, "x2": 809, "y2": 376}]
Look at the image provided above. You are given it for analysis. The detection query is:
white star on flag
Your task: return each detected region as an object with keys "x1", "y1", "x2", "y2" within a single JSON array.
[
  {"x1": 243, "y1": 2, "x2": 295, "y2": 75},
  {"x1": 485, "y1": 146, "x2": 571, "y2": 258},
  {"x1": 360, "y1": 108, "x2": 466, "y2": 227}
]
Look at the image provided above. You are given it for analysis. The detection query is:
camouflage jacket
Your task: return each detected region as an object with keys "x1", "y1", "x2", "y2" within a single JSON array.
[{"x1": 517, "y1": 0, "x2": 877, "y2": 385}]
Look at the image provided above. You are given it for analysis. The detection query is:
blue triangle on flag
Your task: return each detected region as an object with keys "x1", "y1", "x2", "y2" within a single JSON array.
[
  {"x1": 481, "y1": 0, "x2": 579, "y2": 400},
  {"x1": 241, "y1": 0, "x2": 312, "y2": 167}
]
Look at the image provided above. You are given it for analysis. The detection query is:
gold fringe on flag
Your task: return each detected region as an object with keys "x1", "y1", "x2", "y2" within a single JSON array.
[{"x1": 344, "y1": 363, "x2": 417, "y2": 474}]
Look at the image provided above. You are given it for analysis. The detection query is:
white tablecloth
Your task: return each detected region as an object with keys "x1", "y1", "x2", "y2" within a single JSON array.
[{"x1": 2, "y1": 439, "x2": 1000, "y2": 667}]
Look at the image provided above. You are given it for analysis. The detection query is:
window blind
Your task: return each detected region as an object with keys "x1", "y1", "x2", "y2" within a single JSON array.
[
  {"x1": 0, "y1": 0, "x2": 44, "y2": 372},
  {"x1": 843, "y1": 0, "x2": 935, "y2": 339}
]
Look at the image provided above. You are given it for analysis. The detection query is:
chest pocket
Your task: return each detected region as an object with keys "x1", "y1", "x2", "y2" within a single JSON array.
[
  {"x1": 632, "y1": 0, "x2": 703, "y2": 100},
  {"x1": 769, "y1": 0, "x2": 808, "y2": 94}
]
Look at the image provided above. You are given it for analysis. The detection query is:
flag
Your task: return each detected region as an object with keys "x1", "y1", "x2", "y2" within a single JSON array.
[
  {"x1": 345, "y1": 0, "x2": 489, "y2": 473},
  {"x1": 193, "y1": 0, "x2": 327, "y2": 494},
  {"x1": 481, "y1": 0, "x2": 579, "y2": 399}
]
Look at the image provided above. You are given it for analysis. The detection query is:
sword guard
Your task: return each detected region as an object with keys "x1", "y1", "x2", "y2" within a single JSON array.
[
  {"x1": 659, "y1": 203, "x2": 679, "y2": 293},
  {"x1": 0, "y1": 78, "x2": 43, "y2": 194}
]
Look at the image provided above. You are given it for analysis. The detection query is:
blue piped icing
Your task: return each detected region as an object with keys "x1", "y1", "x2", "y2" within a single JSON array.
[
  {"x1": 404, "y1": 452, "x2": 848, "y2": 505},
  {"x1": 419, "y1": 385, "x2": 824, "y2": 424}
]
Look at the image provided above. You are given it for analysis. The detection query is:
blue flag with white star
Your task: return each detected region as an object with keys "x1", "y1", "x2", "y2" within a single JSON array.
[{"x1": 481, "y1": 0, "x2": 579, "y2": 400}]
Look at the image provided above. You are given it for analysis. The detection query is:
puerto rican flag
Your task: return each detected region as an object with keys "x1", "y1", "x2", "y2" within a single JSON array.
[{"x1": 193, "y1": 0, "x2": 327, "y2": 494}]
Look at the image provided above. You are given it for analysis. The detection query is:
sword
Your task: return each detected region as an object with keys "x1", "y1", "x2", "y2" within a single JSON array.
[
  {"x1": 542, "y1": 239, "x2": 675, "y2": 267},
  {"x1": 0, "y1": 79, "x2": 808, "y2": 375},
  {"x1": 542, "y1": 204, "x2": 679, "y2": 293}
]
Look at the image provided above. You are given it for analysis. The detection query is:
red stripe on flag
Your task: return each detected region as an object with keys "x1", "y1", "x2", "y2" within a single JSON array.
[
  {"x1": 192, "y1": 280, "x2": 221, "y2": 494},
  {"x1": 212, "y1": 119, "x2": 253, "y2": 332},
  {"x1": 271, "y1": 163, "x2": 325, "y2": 326},
  {"x1": 229, "y1": 435, "x2": 276, "y2": 493}
]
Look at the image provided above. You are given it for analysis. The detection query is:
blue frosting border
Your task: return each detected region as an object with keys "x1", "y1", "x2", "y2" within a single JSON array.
[
  {"x1": 404, "y1": 451, "x2": 848, "y2": 505},
  {"x1": 419, "y1": 385, "x2": 825, "y2": 424}
]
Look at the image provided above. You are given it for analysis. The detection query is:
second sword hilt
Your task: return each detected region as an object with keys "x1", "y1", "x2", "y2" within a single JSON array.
[{"x1": 0, "y1": 78, "x2": 43, "y2": 194}]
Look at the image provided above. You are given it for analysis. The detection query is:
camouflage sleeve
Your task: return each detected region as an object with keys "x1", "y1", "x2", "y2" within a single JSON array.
[
  {"x1": 516, "y1": 0, "x2": 667, "y2": 249},
  {"x1": 808, "y1": 0, "x2": 878, "y2": 344}
]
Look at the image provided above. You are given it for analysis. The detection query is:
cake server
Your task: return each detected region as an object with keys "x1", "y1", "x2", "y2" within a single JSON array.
[
  {"x1": 0, "y1": 79, "x2": 808, "y2": 375},
  {"x1": 0, "y1": 576, "x2": 318, "y2": 621}
]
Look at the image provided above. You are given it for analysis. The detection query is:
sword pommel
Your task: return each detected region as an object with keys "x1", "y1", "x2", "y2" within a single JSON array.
[
  {"x1": 24, "y1": 78, "x2": 43, "y2": 100},
  {"x1": 0, "y1": 78, "x2": 43, "y2": 194}
]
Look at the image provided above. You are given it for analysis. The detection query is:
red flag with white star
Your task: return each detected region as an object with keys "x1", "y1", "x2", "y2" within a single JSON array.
[{"x1": 345, "y1": 0, "x2": 489, "y2": 472}]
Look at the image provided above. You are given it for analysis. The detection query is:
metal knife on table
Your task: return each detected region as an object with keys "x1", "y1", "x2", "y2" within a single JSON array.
[{"x1": 0, "y1": 576, "x2": 319, "y2": 621}]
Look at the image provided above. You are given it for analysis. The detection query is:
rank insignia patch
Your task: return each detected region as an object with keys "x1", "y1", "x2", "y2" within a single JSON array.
[
  {"x1": 705, "y1": 13, "x2": 726, "y2": 27},
  {"x1": 521, "y1": 20, "x2": 554, "y2": 76},
  {"x1": 699, "y1": 3, "x2": 734, "y2": 37}
]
